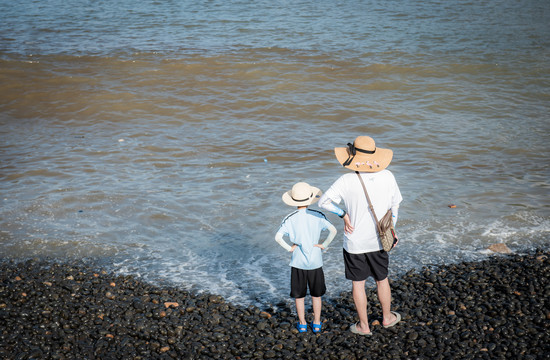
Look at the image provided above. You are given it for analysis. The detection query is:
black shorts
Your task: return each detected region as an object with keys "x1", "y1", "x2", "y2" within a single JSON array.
[
  {"x1": 290, "y1": 267, "x2": 326, "y2": 298},
  {"x1": 343, "y1": 248, "x2": 389, "y2": 281}
]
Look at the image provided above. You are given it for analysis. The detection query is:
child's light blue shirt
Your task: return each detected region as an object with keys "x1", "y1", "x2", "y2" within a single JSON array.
[{"x1": 277, "y1": 208, "x2": 332, "y2": 270}]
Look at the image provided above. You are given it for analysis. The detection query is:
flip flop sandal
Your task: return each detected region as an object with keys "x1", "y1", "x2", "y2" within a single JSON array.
[
  {"x1": 383, "y1": 311, "x2": 402, "y2": 328},
  {"x1": 311, "y1": 322, "x2": 322, "y2": 333},
  {"x1": 297, "y1": 323, "x2": 308, "y2": 333},
  {"x1": 350, "y1": 322, "x2": 372, "y2": 336}
]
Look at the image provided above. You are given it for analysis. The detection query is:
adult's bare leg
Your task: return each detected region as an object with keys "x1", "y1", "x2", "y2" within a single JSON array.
[
  {"x1": 376, "y1": 277, "x2": 397, "y2": 326},
  {"x1": 352, "y1": 280, "x2": 371, "y2": 334}
]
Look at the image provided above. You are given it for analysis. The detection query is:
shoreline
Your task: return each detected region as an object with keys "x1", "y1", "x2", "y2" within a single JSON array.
[{"x1": 1, "y1": 250, "x2": 549, "y2": 359}]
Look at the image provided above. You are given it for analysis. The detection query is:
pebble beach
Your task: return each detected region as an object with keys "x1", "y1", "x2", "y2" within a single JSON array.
[{"x1": 1, "y1": 250, "x2": 548, "y2": 360}]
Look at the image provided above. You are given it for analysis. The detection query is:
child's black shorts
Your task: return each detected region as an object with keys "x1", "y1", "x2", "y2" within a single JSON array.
[
  {"x1": 343, "y1": 248, "x2": 389, "y2": 281},
  {"x1": 290, "y1": 267, "x2": 326, "y2": 298}
]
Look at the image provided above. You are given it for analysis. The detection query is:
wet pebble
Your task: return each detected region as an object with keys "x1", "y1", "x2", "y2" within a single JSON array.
[{"x1": 0, "y1": 249, "x2": 548, "y2": 359}]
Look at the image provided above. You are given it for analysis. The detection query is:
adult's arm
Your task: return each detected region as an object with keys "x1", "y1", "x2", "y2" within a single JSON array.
[
  {"x1": 318, "y1": 193, "x2": 345, "y2": 217},
  {"x1": 318, "y1": 193, "x2": 354, "y2": 235},
  {"x1": 391, "y1": 206, "x2": 399, "y2": 226}
]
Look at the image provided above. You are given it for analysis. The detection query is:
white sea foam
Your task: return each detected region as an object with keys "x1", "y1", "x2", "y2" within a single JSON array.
[{"x1": 1, "y1": 0, "x2": 549, "y2": 307}]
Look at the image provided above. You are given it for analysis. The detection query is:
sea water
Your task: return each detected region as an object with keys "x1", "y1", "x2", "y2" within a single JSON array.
[{"x1": 1, "y1": 0, "x2": 549, "y2": 306}]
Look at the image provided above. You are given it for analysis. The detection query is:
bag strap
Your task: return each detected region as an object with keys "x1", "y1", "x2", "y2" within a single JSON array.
[{"x1": 355, "y1": 171, "x2": 383, "y2": 235}]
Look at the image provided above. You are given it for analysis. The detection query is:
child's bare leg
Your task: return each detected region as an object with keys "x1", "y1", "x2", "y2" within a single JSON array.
[
  {"x1": 295, "y1": 297, "x2": 307, "y2": 324},
  {"x1": 312, "y1": 296, "x2": 322, "y2": 324}
]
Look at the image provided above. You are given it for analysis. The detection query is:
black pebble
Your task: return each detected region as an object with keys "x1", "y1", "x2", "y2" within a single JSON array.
[{"x1": 0, "y1": 250, "x2": 548, "y2": 359}]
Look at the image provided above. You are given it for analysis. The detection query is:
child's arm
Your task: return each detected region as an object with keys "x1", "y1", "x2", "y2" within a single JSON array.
[
  {"x1": 315, "y1": 224, "x2": 337, "y2": 250},
  {"x1": 275, "y1": 232, "x2": 296, "y2": 252}
]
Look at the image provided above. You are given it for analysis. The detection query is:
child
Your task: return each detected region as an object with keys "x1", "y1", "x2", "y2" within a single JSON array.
[{"x1": 275, "y1": 182, "x2": 337, "y2": 333}]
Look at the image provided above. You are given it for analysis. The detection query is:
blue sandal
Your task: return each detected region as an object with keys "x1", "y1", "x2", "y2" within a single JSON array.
[
  {"x1": 311, "y1": 322, "x2": 322, "y2": 333},
  {"x1": 297, "y1": 323, "x2": 308, "y2": 333}
]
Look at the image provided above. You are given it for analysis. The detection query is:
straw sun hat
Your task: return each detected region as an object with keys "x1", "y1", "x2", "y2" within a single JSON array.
[
  {"x1": 282, "y1": 182, "x2": 322, "y2": 207},
  {"x1": 335, "y1": 136, "x2": 393, "y2": 172}
]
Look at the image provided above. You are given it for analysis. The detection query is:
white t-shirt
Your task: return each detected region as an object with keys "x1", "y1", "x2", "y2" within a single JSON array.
[{"x1": 319, "y1": 170, "x2": 402, "y2": 254}]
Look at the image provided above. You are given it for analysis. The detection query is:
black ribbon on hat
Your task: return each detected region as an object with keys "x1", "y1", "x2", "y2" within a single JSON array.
[
  {"x1": 342, "y1": 143, "x2": 376, "y2": 166},
  {"x1": 292, "y1": 193, "x2": 313, "y2": 202}
]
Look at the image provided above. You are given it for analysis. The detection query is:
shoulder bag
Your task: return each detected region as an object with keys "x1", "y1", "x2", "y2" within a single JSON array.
[{"x1": 355, "y1": 172, "x2": 398, "y2": 252}]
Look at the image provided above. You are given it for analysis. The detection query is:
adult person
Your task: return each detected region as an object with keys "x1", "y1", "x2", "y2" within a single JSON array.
[{"x1": 318, "y1": 136, "x2": 402, "y2": 336}]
